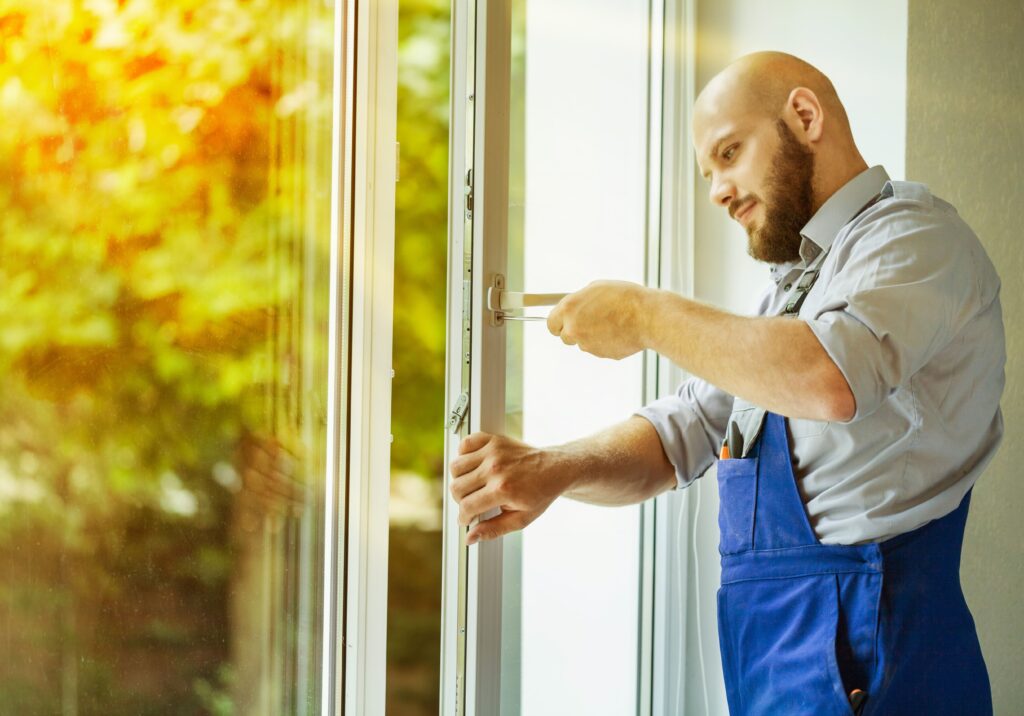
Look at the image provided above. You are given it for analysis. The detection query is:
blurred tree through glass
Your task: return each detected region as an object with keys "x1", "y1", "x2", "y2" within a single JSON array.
[
  {"x1": 0, "y1": 1, "x2": 336, "y2": 713},
  {"x1": 388, "y1": 0, "x2": 450, "y2": 712}
]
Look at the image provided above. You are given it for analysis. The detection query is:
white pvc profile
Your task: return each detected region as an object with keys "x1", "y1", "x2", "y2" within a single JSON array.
[
  {"x1": 650, "y1": 0, "x2": 699, "y2": 713},
  {"x1": 439, "y1": 0, "x2": 472, "y2": 709},
  {"x1": 638, "y1": 0, "x2": 667, "y2": 709},
  {"x1": 320, "y1": 0, "x2": 355, "y2": 709},
  {"x1": 343, "y1": 0, "x2": 399, "y2": 709},
  {"x1": 321, "y1": 0, "x2": 398, "y2": 712},
  {"x1": 441, "y1": 0, "x2": 513, "y2": 713},
  {"x1": 465, "y1": 0, "x2": 511, "y2": 479},
  {"x1": 464, "y1": 0, "x2": 513, "y2": 709}
]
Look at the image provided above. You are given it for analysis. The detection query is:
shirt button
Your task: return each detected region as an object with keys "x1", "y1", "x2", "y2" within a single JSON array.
[{"x1": 784, "y1": 283, "x2": 792, "y2": 291}]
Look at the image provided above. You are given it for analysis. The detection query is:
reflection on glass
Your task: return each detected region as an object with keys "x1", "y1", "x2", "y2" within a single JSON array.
[
  {"x1": 0, "y1": 2, "x2": 335, "y2": 713},
  {"x1": 504, "y1": 0, "x2": 650, "y2": 713}
]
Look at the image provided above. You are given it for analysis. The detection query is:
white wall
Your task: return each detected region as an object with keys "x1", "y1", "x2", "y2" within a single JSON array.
[
  {"x1": 685, "y1": 2, "x2": 908, "y2": 713},
  {"x1": 906, "y1": 1, "x2": 1024, "y2": 710}
]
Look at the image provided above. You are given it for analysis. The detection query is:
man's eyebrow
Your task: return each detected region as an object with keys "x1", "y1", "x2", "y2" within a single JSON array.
[{"x1": 700, "y1": 132, "x2": 737, "y2": 180}]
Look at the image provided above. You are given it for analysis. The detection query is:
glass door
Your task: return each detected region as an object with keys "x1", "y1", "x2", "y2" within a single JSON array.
[
  {"x1": 0, "y1": 1, "x2": 399, "y2": 712},
  {"x1": 0, "y1": 2, "x2": 336, "y2": 712}
]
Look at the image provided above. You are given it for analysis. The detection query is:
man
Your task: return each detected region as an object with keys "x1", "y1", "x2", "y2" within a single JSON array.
[{"x1": 448, "y1": 51, "x2": 1004, "y2": 714}]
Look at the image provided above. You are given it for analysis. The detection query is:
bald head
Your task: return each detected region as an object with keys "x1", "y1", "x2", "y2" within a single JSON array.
[{"x1": 694, "y1": 51, "x2": 854, "y2": 143}]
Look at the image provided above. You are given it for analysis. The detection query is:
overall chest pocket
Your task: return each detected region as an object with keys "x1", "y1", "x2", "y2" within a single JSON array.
[{"x1": 716, "y1": 455, "x2": 758, "y2": 554}]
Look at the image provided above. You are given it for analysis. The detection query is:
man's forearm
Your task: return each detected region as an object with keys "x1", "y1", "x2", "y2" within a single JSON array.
[
  {"x1": 555, "y1": 416, "x2": 677, "y2": 506},
  {"x1": 642, "y1": 289, "x2": 855, "y2": 422}
]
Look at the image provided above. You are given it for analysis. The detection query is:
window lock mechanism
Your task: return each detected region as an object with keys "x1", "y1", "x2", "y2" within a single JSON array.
[{"x1": 486, "y1": 274, "x2": 567, "y2": 326}]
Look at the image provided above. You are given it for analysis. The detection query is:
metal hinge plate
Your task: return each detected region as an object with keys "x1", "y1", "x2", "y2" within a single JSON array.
[{"x1": 447, "y1": 391, "x2": 470, "y2": 433}]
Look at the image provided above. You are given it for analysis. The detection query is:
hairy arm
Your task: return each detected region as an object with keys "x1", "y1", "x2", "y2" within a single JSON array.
[
  {"x1": 558, "y1": 415, "x2": 676, "y2": 505},
  {"x1": 642, "y1": 289, "x2": 855, "y2": 421},
  {"x1": 547, "y1": 281, "x2": 855, "y2": 422}
]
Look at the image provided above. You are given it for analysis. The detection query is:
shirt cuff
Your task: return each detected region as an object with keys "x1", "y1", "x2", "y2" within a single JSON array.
[
  {"x1": 635, "y1": 396, "x2": 718, "y2": 490},
  {"x1": 805, "y1": 311, "x2": 890, "y2": 423}
]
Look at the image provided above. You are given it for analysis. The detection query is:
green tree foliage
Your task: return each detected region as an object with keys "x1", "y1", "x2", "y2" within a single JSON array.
[
  {"x1": 386, "y1": 0, "x2": 450, "y2": 713},
  {"x1": 0, "y1": 0, "x2": 334, "y2": 524},
  {"x1": 392, "y1": 0, "x2": 450, "y2": 481},
  {"x1": 0, "y1": 1, "x2": 333, "y2": 711},
  {"x1": 0, "y1": 0, "x2": 452, "y2": 710}
]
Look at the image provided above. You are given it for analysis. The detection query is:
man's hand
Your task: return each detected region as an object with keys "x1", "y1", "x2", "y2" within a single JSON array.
[
  {"x1": 448, "y1": 432, "x2": 573, "y2": 545},
  {"x1": 547, "y1": 280, "x2": 653, "y2": 359}
]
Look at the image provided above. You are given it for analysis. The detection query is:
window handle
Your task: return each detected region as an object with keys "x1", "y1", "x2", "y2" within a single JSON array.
[
  {"x1": 487, "y1": 288, "x2": 568, "y2": 311},
  {"x1": 486, "y1": 278, "x2": 568, "y2": 325}
]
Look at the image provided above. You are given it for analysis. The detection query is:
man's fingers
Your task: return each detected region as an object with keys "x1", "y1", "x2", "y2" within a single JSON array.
[
  {"x1": 449, "y1": 449, "x2": 485, "y2": 479},
  {"x1": 466, "y1": 509, "x2": 531, "y2": 545},
  {"x1": 458, "y1": 482, "x2": 506, "y2": 527},
  {"x1": 459, "y1": 432, "x2": 492, "y2": 455},
  {"x1": 449, "y1": 465, "x2": 487, "y2": 502},
  {"x1": 546, "y1": 301, "x2": 565, "y2": 336}
]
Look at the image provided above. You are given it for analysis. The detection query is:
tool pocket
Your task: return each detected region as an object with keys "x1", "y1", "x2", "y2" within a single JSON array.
[
  {"x1": 715, "y1": 456, "x2": 758, "y2": 554},
  {"x1": 717, "y1": 574, "x2": 856, "y2": 716},
  {"x1": 725, "y1": 397, "x2": 768, "y2": 458}
]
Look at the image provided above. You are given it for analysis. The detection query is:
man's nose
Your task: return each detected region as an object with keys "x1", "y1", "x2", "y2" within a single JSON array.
[{"x1": 709, "y1": 176, "x2": 736, "y2": 208}]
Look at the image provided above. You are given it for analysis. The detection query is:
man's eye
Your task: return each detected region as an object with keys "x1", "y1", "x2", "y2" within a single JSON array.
[{"x1": 722, "y1": 144, "x2": 738, "y2": 161}]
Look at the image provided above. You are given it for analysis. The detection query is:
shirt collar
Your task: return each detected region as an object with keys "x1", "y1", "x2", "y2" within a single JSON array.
[
  {"x1": 801, "y1": 164, "x2": 890, "y2": 255},
  {"x1": 769, "y1": 165, "x2": 891, "y2": 283}
]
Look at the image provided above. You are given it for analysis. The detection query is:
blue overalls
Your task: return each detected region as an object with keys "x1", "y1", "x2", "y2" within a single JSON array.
[{"x1": 715, "y1": 411, "x2": 992, "y2": 714}]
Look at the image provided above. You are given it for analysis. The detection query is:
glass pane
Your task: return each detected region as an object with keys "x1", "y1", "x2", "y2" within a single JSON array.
[
  {"x1": 387, "y1": 0, "x2": 450, "y2": 712},
  {"x1": 0, "y1": 2, "x2": 336, "y2": 713},
  {"x1": 504, "y1": 0, "x2": 650, "y2": 712}
]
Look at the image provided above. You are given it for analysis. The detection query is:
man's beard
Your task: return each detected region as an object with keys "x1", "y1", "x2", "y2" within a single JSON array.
[{"x1": 744, "y1": 120, "x2": 815, "y2": 264}]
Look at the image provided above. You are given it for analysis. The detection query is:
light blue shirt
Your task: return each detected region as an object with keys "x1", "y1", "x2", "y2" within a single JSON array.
[{"x1": 638, "y1": 166, "x2": 1006, "y2": 544}]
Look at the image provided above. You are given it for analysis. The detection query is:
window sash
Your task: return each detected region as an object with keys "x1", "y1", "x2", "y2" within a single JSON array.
[
  {"x1": 440, "y1": 0, "x2": 693, "y2": 713},
  {"x1": 323, "y1": 0, "x2": 397, "y2": 713}
]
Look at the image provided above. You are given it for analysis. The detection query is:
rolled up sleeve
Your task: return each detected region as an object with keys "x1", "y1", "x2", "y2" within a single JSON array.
[
  {"x1": 635, "y1": 376, "x2": 733, "y2": 489},
  {"x1": 805, "y1": 201, "x2": 985, "y2": 422}
]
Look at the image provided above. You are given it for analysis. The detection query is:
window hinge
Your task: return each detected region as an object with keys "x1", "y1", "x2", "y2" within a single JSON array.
[{"x1": 448, "y1": 391, "x2": 470, "y2": 433}]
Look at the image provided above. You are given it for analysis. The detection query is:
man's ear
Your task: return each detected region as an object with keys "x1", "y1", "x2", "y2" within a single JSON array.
[{"x1": 786, "y1": 87, "x2": 824, "y2": 143}]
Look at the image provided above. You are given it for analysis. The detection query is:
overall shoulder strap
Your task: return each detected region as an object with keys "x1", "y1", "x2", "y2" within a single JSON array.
[
  {"x1": 723, "y1": 192, "x2": 886, "y2": 456},
  {"x1": 780, "y1": 192, "x2": 884, "y2": 318}
]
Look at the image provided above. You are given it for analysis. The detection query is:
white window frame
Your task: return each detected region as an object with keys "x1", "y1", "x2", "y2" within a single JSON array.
[
  {"x1": 440, "y1": 0, "x2": 702, "y2": 713},
  {"x1": 649, "y1": 0, "x2": 701, "y2": 712},
  {"x1": 321, "y1": 0, "x2": 397, "y2": 713},
  {"x1": 440, "y1": 0, "x2": 512, "y2": 712}
]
